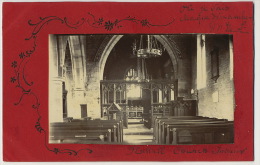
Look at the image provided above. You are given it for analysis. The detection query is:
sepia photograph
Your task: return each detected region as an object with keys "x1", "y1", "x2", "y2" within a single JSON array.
[{"x1": 49, "y1": 34, "x2": 234, "y2": 145}]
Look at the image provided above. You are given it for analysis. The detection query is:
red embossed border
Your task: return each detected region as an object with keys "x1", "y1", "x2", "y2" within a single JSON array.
[{"x1": 2, "y1": 2, "x2": 254, "y2": 161}]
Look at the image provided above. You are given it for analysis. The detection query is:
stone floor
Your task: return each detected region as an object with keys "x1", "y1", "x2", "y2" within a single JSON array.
[{"x1": 123, "y1": 124, "x2": 154, "y2": 145}]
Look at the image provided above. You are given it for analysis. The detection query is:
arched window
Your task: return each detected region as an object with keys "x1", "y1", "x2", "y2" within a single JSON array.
[{"x1": 125, "y1": 67, "x2": 138, "y2": 81}]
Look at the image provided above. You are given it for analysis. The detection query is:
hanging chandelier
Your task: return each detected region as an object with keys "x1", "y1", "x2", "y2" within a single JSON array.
[
  {"x1": 133, "y1": 35, "x2": 162, "y2": 58},
  {"x1": 130, "y1": 35, "x2": 163, "y2": 82}
]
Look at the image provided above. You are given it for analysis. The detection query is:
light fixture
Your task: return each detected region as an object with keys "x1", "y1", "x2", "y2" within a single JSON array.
[
  {"x1": 132, "y1": 35, "x2": 163, "y2": 81},
  {"x1": 133, "y1": 35, "x2": 162, "y2": 58}
]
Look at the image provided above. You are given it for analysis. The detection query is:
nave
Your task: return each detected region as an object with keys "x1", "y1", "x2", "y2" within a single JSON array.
[
  {"x1": 123, "y1": 124, "x2": 153, "y2": 145},
  {"x1": 49, "y1": 115, "x2": 233, "y2": 145}
]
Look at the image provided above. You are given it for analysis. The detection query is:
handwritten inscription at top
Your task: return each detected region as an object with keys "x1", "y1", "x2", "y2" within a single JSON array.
[
  {"x1": 180, "y1": 4, "x2": 230, "y2": 13},
  {"x1": 180, "y1": 4, "x2": 229, "y2": 13},
  {"x1": 180, "y1": 5, "x2": 194, "y2": 13},
  {"x1": 179, "y1": 4, "x2": 252, "y2": 33}
]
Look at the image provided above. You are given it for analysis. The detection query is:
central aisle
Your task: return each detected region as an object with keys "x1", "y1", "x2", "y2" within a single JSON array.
[{"x1": 123, "y1": 124, "x2": 154, "y2": 145}]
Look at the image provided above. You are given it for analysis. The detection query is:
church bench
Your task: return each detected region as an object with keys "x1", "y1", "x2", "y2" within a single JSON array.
[
  {"x1": 144, "y1": 99, "x2": 198, "y2": 129},
  {"x1": 153, "y1": 116, "x2": 212, "y2": 143},
  {"x1": 50, "y1": 120, "x2": 123, "y2": 143},
  {"x1": 50, "y1": 123, "x2": 115, "y2": 142},
  {"x1": 69, "y1": 119, "x2": 123, "y2": 142},
  {"x1": 71, "y1": 119, "x2": 124, "y2": 142},
  {"x1": 158, "y1": 118, "x2": 227, "y2": 138},
  {"x1": 165, "y1": 122, "x2": 234, "y2": 144},
  {"x1": 51, "y1": 123, "x2": 120, "y2": 143},
  {"x1": 50, "y1": 129, "x2": 111, "y2": 143},
  {"x1": 73, "y1": 119, "x2": 124, "y2": 142},
  {"x1": 158, "y1": 119, "x2": 229, "y2": 144},
  {"x1": 72, "y1": 119, "x2": 124, "y2": 142},
  {"x1": 143, "y1": 113, "x2": 152, "y2": 128},
  {"x1": 153, "y1": 116, "x2": 231, "y2": 144}
]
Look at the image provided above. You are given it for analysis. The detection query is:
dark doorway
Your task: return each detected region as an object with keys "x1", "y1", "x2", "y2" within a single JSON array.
[
  {"x1": 142, "y1": 88, "x2": 151, "y2": 114},
  {"x1": 80, "y1": 104, "x2": 87, "y2": 118},
  {"x1": 62, "y1": 82, "x2": 68, "y2": 118}
]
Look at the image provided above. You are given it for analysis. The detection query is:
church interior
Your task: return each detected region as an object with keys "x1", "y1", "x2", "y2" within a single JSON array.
[{"x1": 49, "y1": 34, "x2": 234, "y2": 145}]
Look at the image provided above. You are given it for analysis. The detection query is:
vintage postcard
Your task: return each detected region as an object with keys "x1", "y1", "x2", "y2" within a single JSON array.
[{"x1": 2, "y1": 1, "x2": 254, "y2": 162}]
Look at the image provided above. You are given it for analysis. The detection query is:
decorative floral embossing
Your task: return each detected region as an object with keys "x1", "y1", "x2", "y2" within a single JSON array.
[
  {"x1": 19, "y1": 52, "x2": 25, "y2": 59},
  {"x1": 104, "y1": 20, "x2": 114, "y2": 31},
  {"x1": 11, "y1": 61, "x2": 17, "y2": 68},
  {"x1": 87, "y1": 13, "x2": 175, "y2": 31},
  {"x1": 140, "y1": 19, "x2": 149, "y2": 27},
  {"x1": 10, "y1": 77, "x2": 16, "y2": 83},
  {"x1": 97, "y1": 18, "x2": 104, "y2": 25}
]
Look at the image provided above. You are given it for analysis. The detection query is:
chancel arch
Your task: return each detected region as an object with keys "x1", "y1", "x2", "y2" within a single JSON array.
[{"x1": 99, "y1": 35, "x2": 180, "y2": 81}]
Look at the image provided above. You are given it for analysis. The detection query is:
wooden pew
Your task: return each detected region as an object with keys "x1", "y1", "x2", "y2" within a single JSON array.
[
  {"x1": 70, "y1": 119, "x2": 124, "y2": 142},
  {"x1": 166, "y1": 122, "x2": 234, "y2": 144},
  {"x1": 50, "y1": 123, "x2": 114, "y2": 143},
  {"x1": 153, "y1": 116, "x2": 233, "y2": 144},
  {"x1": 50, "y1": 119, "x2": 123, "y2": 143},
  {"x1": 144, "y1": 99, "x2": 198, "y2": 129},
  {"x1": 50, "y1": 129, "x2": 111, "y2": 143},
  {"x1": 87, "y1": 119, "x2": 124, "y2": 142},
  {"x1": 143, "y1": 113, "x2": 152, "y2": 128},
  {"x1": 158, "y1": 118, "x2": 227, "y2": 144},
  {"x1": 153, "y1": 116, "x2": 209, "y2": 143}
]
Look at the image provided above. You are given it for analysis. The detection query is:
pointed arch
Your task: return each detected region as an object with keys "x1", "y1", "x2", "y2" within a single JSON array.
[
  {"x1": 63, "y1": 40, "x2": 73, "y2": 82},
  {"x1": 67, "y1": 35, "x2": 86, "y2": 89},
  {"x1": 99, "y1": 35, "x2": 179, "y2": 80}
]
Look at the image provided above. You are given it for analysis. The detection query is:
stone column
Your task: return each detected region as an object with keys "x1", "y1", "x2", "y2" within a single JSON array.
[
  {"x1": 49, "y1": 77, "x2": 64, "y2": 123},
  {"x1": 49, "y1": 35, "x2": 63, "y2": 122},
  {"x1": 84, "y1": 64, "x2": 101, "y2": 119}
]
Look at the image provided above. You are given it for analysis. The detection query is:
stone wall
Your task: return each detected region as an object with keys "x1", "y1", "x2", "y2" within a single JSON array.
[
  {"x1": 82, "y1": 35, "x2": 108, "y2": 118},
  {"x1": 174, "y1": 35, "x2": 197, "y2": 98},
  {"x1": 192, "y1": 35, "x2": 234, "y2": 121}
]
